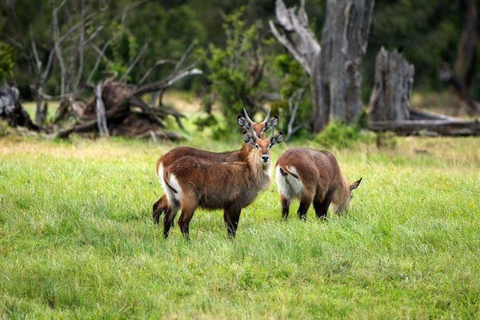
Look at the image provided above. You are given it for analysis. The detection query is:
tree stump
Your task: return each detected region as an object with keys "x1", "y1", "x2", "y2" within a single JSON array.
[{"x1": 368, "y1": 47, "x2": 415, "y2": 122}]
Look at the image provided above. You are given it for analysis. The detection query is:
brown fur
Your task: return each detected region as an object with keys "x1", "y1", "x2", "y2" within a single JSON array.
[
  {"x1": 159, "y1": 133, "x2": 282, "y2": 238},
  {"x1": 275, "y1": 148, "x2": 361, "y2": 220},
  {"x1": 152, "y1": 114, "x2": 278, "y2": 224}
]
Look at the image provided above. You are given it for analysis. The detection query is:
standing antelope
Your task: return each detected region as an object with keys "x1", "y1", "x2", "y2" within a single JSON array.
[
  {"x1": 152, "y1": 109, "x2": 278, "y2": 224},
  {"x1": 158, "y1": 129, "x2": 283, "y2": 238},
  {"x1": 275, "y1": 148, "x2": 362, "y2": 220}
]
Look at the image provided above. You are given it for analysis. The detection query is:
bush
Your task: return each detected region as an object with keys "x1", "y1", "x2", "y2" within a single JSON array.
[{"x1": 315, "y1": 121, "x2": 375, "y2": 149}]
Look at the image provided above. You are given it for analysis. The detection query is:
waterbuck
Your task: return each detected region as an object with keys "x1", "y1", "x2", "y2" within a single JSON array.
[
  {"x1": 275, "y1": 148, "x2": 362, "y2": 220},
  {"x1": 152, "y1": 109, "x2": 278, "y2": 224},
  {"x1": 158, "y1": 129, "x2": 283, "y2": 238}
]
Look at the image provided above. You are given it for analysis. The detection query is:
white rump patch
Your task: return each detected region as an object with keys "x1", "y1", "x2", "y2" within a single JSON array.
[
  {"x1": 158, "y1": 164, "x2": 182, "y2": 205},
  {"x1": 275, "y1": 166, "x2": 303, "y2": 199}
]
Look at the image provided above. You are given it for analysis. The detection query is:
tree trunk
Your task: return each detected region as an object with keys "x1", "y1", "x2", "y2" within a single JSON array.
[
  {"x1": 368, "y1": 47, "x2": 414, "y2": 122},
  {"x1": 454, "y1": 0, "x2": 478, "y2": 89},
  {"x1": 271, "y1": 0, "x2": 374, "y2": 133},
  {"x1": 317, "y1": 0, "x2": 374, "y2": 132}
]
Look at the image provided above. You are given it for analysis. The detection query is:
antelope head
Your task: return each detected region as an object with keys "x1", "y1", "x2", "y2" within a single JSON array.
[
  {"x1": 237, "y1": 108, "x2": 278, "y2": 139},
  {"x1": 242, "y1": 125, "x2": 283, "y2": 167}
]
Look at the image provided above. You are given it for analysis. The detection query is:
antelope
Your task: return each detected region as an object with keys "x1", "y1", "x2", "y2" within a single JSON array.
[
  {"x1": 158, "y1": 128, "x2": 283, "y2": 238},
  {"x1": 152, "y1": 109, "x2": 278, "y2": 224},
  {"x1": 275, "y1": 148, "x2": 362, "y2": 220}
]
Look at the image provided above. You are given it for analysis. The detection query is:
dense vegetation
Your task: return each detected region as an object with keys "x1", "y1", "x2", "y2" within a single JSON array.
[{"x1": 1, "y1": 0, "x2": 477, "y2": 99}]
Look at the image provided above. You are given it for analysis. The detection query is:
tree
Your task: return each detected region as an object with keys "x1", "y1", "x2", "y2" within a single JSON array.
[
  {"x1": 199, "y1": 9, "x2": 275, "y2": 136},
  {"x1": 271, "y1": 0, "x2": 374, "y2": 133}
]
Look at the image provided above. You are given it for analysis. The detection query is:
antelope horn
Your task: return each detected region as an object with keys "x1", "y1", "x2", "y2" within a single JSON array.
[
  {"x1": 243, "y1": 108, "x2": 254, "y2": 124},
  {"x1": 263, "y1": 108, "x2": 271, "y2": 124}
]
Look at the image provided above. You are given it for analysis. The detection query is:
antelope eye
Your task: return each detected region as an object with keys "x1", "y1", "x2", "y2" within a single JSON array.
[{"x1": 255, "y1": 144, "x2": 260, "y2": 149}]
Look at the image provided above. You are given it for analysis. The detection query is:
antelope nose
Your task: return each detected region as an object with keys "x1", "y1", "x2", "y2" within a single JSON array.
[{"x1": 261, "y1": 155, "x2": 269, "y2": 162}]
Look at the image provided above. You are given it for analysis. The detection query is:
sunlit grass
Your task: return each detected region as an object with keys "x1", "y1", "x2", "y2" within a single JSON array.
[{"x1": 0, "y1": 134, "x2": 479, "y2": 318}]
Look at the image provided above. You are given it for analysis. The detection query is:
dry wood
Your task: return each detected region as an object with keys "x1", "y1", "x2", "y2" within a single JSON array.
[
  {"x1": 271, "y1": 0, "x2": 374, "y2": 133},
  {"x1": 368, "y1": 47, "x2": 414, "y2": 122},
  {"x1": 369, "y1": 120, "x2": 480, "y2": 136}
]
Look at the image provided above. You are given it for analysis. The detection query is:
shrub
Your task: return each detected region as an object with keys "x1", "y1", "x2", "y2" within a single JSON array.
[{"x1": 315, "y1": 121, "x2": 375, "y2": 149}]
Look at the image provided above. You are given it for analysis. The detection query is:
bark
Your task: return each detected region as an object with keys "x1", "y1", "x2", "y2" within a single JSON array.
[
  {"x1": 271, "y1": 0, "x2": 374, "y2": 133},
  {"x1": 454, "y1": 0, "x2": 478, "y2": 89},
  {"x1": 368, "y1": 47, "x2": 414, "y2": 122},
  {"x1": 95, "y1": 81, "x2": 109, "y2": 137},
  {"x1": 268, "y1": 0, "x2": 320, "y2": 76},
  {"x1": 369, "y1": 120, "x2": 480, "y2": 136},
  {"x1": 318, "y1": 0, "x2": 374, "y2": 131}
]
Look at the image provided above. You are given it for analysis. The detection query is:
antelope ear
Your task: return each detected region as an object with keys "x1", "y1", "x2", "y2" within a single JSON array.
[
  {"x1": 237, "y1": 115, "x2": 250, "y2": 130},
  {"x1": 265, "y1": 115, "x2": 278, "y2": 131},
  {"x1": 350, "y1": 178, "x2": 362, "y2": 191},
  {"x1": 242, "y1": 131, "x2": 255, "y2": 146},
  {"x1": 270, "y1": 132, "x2": 283, "y2": 147}
]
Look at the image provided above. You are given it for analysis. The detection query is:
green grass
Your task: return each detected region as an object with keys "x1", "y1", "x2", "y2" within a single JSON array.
[{"x1": 0, "y1": 134, "x2": 479, "y2": 318}]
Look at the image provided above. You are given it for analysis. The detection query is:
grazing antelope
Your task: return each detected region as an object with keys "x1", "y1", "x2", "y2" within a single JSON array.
[
  {"x1": 152, "y1": 109, "x2": 278, "y2": 224},
  {"x1": 275, "y1": 148, "x2": 362, "y2": 220},
  {"x1": 158, "y1": 129, "x2": 283, "y2": 238}
]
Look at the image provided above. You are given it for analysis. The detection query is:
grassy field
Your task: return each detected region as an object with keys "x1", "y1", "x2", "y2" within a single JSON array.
[{"x1": 0, "y1": 132, "x2": 479, "y2": 319}]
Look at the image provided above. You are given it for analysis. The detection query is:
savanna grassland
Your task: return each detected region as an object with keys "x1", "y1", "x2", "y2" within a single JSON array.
[{"x1": 0, "y1": 132, "x2": 479, "y2": 319}]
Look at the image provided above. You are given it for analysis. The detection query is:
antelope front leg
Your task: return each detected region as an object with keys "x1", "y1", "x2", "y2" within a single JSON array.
[
  {"x1": 224, "y1": 205, "x2": 241, "y2": 238},
  {"x1": 313, "y1": 191, "x2": 332, "y2": 219}
]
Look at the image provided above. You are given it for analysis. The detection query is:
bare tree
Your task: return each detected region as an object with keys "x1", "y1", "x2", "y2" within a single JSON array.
[
  {"x1": 439, "y1": 0, "x2": 479, "y2": 116},
  {"x1": 270, "y1": 0, "x2": 374, "y2": 133}
]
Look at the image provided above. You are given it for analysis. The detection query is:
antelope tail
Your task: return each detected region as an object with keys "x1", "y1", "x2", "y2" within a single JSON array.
[
  {"x1": 163, "y1": 170, "x2": 179, "y2": 194},
  {"x1": 278, "y1": 166, "x2": 299, "y2": 179}
]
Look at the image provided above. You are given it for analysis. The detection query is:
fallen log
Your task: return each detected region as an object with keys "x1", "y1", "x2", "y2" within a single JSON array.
[{"x1": 369, "y1": 119, "x2": 480, "y2": 136}]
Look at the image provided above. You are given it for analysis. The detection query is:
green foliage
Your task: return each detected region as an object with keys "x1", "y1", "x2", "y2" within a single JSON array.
[
  {"x1": 272, "y1": 54, "x2": 311, "y2": 138},
  {"x1": 0, "y1": 136, "x2": 479, "y2": 318},
  {"x1": 0, "y1": 41, "x2": 15, "y2": 81},
  {"x1": 315, "y1": 121, "x2": 375, "y2": 149},
  {"x1": 199, "y1": 8, "x2": 275, "y2": 137}
]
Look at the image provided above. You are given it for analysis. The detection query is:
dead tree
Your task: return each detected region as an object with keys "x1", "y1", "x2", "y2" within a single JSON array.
[
  {"x1": 270, "y1": 0, "x2": 375, "y2": 133},
  {"x1": 29, "y1": 0, "x2": 105, "y2": 125},
  {"x1": 54, "y1": 67, "x2": 202, "y2": 139},
  {"x1": 439, "y1": 0, "x2": 479, "y2": 116},
  {"x1": 0, "y1": 86, "x2": 39, "y2": 131},
  {"x1": 368, "y1": 47, "x2": 414, "y2": 122},
  {"x1": 369, "y1": 48, "x2": 479, "y2": 136}
]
